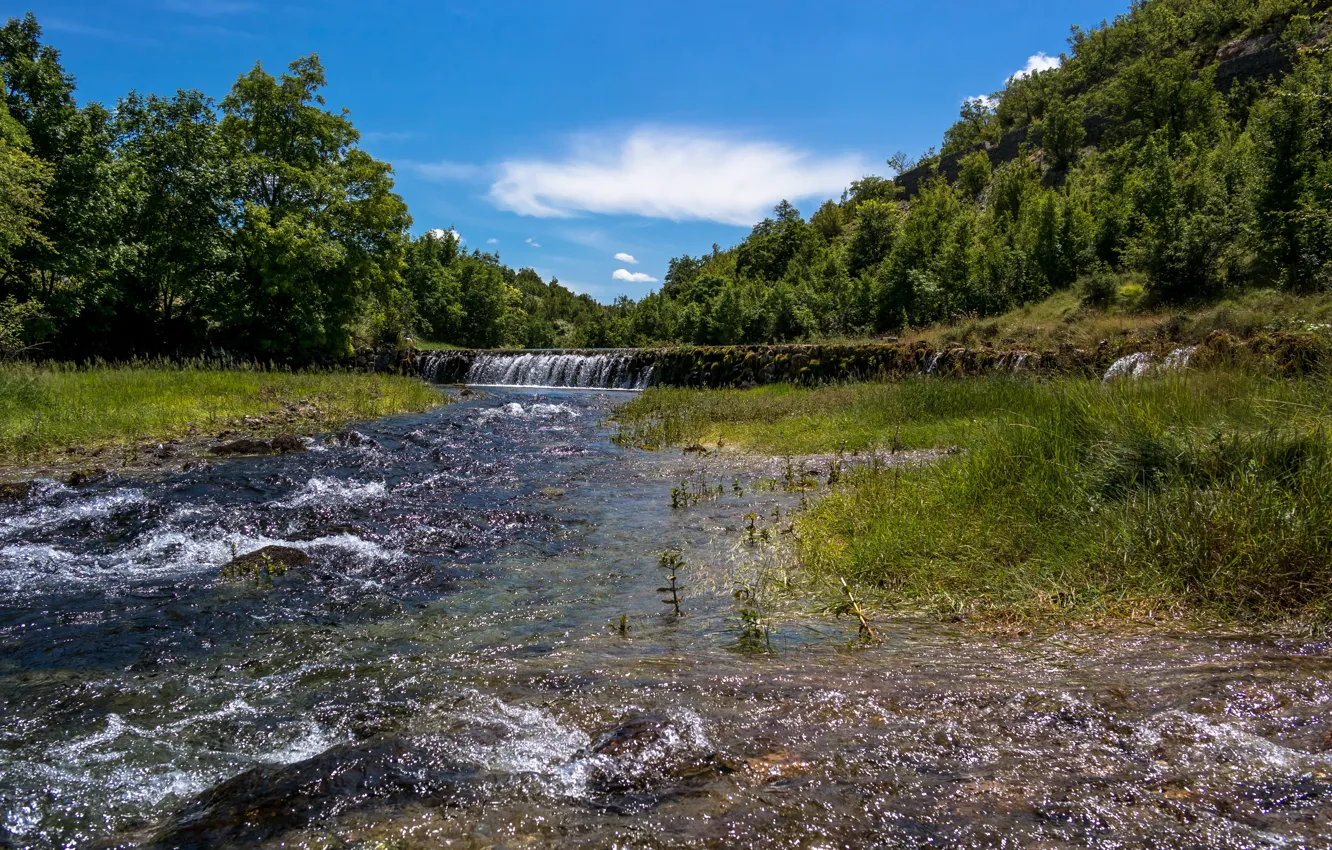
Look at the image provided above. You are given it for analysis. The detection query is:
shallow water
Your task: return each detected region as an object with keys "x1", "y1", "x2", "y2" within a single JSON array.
[{"x1": 1, "y1": 390, "x2": 1330, "y2": 849}]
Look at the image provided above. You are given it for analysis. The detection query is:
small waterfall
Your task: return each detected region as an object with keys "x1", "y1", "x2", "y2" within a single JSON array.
[
  {"x1": 1102, "y1": 347, "x2": 1197, "y2": 382},
  {"x1": 419, "y1": 350, "x2": 654, "y2": 389}
]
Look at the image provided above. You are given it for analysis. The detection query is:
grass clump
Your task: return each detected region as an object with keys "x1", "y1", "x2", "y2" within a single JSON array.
[
  {"x1": 0, "y1": 360, "x2": 443, "y2": 461},
  {"x1": 619, "y1": 369, "x2": 1332, "y2": 624}
]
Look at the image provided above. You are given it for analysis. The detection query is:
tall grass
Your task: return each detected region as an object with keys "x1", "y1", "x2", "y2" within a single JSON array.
[
  {"x1": 619, "y1": 370, "x2": 1332, "y2": 623},
  {"x1": 0, "y1": 361, "x2": 443, "y2": 460}
]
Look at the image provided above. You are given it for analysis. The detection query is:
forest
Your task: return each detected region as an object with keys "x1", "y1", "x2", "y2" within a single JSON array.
[{"x1": 5, "y1": 0, "x2": 1332, "y2": 361}]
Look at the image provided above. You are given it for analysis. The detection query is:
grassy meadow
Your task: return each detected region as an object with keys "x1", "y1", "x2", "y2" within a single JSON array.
[
  {"x1": 616, "y1": 368, "x2": 1332, "y2": 625},
  {"x1": 884, "y1": 287, "x2": 1332, "y2": 354},
  {"x1": 0, "y1": 361, "x2": 444, "y2": 462}
]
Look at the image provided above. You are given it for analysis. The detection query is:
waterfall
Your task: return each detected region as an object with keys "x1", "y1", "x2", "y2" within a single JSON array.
[
  {"x1": 1102, "y1": 346, "x2": 1197, "y2": 382},
  {"x1": 419, "y1": 350, "x2": 654, "y2": 389}
]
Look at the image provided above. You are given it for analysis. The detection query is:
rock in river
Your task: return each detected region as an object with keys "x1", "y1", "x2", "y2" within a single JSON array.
[
  {"x1": 120, "y1": 736, "x2": 478, "y2": 849},
  {"x1": 0, "y1": 481, "x2": 35, "y2": 502},
  {"x1": 221, "y1": 545, "x2": 311, "y2": 575}
]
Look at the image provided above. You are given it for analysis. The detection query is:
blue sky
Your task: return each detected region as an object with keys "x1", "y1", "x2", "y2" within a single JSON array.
[{"x1": 19, "y1": 0, "x2": 1130, "y2": 301}]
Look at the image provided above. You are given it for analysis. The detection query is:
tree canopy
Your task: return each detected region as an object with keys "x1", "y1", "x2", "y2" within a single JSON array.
[{"x1": 7, "y1": 2, "x2": 1332, "y2": 359}]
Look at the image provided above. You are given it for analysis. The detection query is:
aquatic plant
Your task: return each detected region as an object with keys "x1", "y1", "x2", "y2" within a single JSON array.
[
  {"x1": 831, "y1": 579, "x2": 878, "y2": 643},
  {"x1": 658, "y1": 550, "x2": 686, "y2": 616},
  {"x1": 732, "y1": 584, "x2": 773, "y2": 653},
  {"x1": 669, "y1": 473, "x2": 725, "y2": 509}
]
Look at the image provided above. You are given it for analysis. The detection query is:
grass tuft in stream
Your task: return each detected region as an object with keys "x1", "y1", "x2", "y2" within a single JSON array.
[{"x1": 618, "y1": 369, "x2": 1332, "y2": 625}]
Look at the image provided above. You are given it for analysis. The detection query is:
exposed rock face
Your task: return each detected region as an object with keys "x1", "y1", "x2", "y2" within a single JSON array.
[{"x1": 343, "y1": 344, "x2": 418, "y2": 375}]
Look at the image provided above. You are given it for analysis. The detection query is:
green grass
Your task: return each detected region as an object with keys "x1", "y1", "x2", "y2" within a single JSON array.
[
  {"x1": 0, "y1": 361, "x2": 444, "y2": 462},
  {"x1": 617, "y1": 369, "x2": 1332, "y2": 625},
  {"x1": 411, "y1": 340, "x2": 467, "y2": 351},
  {"x1": 897, "y1": 286, "x2": 1332, "y2": 352}
]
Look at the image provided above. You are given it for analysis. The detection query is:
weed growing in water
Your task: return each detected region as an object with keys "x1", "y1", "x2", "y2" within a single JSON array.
[
  {"x1": 670, "y1": 472, "x2": 725, "y2": 509},
  {"x1": 828, "y1": 579, "x2": 877, "y2": 643},
  {"x1": 658, "y1": 550, "x2": 686, "y2": 615},
  {"x1": 732, "y1": 584, "x2": 773, "y2": 653}
]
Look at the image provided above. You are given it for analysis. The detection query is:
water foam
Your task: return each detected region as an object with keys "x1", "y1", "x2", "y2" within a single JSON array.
[{"x1": 276, "y1": 477, "x2": 388, "y2": 508}]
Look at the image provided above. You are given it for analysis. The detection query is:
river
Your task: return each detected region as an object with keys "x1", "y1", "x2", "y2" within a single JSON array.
[{"x1": 1, "y1": 388, "x2": 1329, "y2": 848}]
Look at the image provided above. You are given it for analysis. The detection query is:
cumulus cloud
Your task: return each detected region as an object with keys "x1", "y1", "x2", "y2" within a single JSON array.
[
  {"x1": 428, "y1": 228, "x2": 464, "y2": 244},
  {"x1": 1013, "y1": 52, "x2": 1061, "y2": 80},
  {"x1": 526, "y1": 237, "x2": 541, "y2": 248},
  {"x1": 613, "y1": 269, "x2": 658, "y2": 284},
  {"x1": 967, "y1": 94, "x2": 1001, "y2": 110},
  {"x1": 489, "y1": 128, "x2": 865, "y2": 226},
  {"x1": 614, "y1": 252, "x2": 638, "y2": 264},
  {"x1": 487, "y1": 238, "x2": 499, "y2": 244}
]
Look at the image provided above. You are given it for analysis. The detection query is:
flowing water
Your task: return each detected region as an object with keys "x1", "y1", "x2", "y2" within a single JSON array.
[
  {"x1": 420, "y1": 351, "x2": 654, "y2": 389},
  {"x1": 1, "y1": 390, "x2": 1331, "y2": 849}
]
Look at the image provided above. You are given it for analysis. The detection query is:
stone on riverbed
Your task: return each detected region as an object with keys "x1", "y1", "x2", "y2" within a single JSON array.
[
  {"x1": 221, "y1": 545, "x2": 310, "y2": 575},
  {"x1": 120, "y1": 736, "x2": 478, "y2": 850},
  {"x1": 0, "y1": 481, "x2": 35, "y2": 502},
  {"x1": 269, "y1": 433, "x2": 306, "y2": 453},
  {"x1": 210, "y1": 433, "x2": 305, "y2": 456},
  {"x1": 209, "y1": 437, "x2": 272, "y2": 455}
]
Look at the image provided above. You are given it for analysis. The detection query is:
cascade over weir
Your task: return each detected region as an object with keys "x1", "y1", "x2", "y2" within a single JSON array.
[{"x1": 417, "y1": 332, "x2": 1324, "y2": 389}]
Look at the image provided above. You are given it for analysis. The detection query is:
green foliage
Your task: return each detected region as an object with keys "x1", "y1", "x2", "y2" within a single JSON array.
[
  {"x1": 0, "y1": 14, "x2": 621, "y2": 361},
  {"x1": 7, "y1": 2, "x2": 1332, "y2": 358},
  {"x1": 603, "y1": 0, "x2": 1332, "y2": 344},
  {"x1": 1252, "y1": 48, "x2": 1332, "y2": 292}
]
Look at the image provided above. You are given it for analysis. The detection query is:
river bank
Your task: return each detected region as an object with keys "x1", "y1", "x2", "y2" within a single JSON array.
[
  {"x1": 0, "y1": 362, "x2": 445, "y2": 479},
  {"x1": 614, "y1": 366, "x2": 1332, "y2": 627}
]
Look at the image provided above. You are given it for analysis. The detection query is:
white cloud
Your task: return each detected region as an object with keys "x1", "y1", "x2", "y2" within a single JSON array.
[
  {"x1": 526, "y1": 237, "x2": 541, "y2": 248},
  {"x1": 428, "y1": 228, "x2": 464, "y2": 244},
  {"x1": 1012, "y1": 52, "x2": 1061, "y2": 80},
  {"x1": 614, "y1": 252, "x2": 638, "y2": 264},
  {"x1": 489, "y1": 128, "x2": 865, "y2": 226},
  {"x1": 487, "y1": 238, "x2": 499, "y2": 244},
  {"x1": 967, "y1": 94, "x2": 1001, "y2": 110},
  {"x1": 613, "y1": 269, "x2": 658, "y2": 284}
]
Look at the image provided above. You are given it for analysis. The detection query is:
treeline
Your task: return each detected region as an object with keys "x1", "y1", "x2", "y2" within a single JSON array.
[
  {"x1": 601, "y1": 0, "x2": 1332, "y2": 346},
  {"x1": 0, "y1": 13, "x2": 609, "y2": 362},
  {"x1": 7, "y1": 2, "x2": 1332, "y2": 360}
]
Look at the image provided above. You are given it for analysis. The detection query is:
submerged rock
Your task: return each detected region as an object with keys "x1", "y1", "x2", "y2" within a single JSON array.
[
  {"x1": 583, "y1": 711, "x2": 728, "y2": 803},
  {"x1": 592, "y1": 711, "x2": 674, "y2": 757},
  {"x1": 126, "y1": 736, "x2": 477, "y2": 849}
]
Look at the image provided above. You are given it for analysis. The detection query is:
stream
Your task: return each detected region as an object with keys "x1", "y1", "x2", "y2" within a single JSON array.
[{"x1": 1, "y1": 389, "x2": 1330, "y2": 848}]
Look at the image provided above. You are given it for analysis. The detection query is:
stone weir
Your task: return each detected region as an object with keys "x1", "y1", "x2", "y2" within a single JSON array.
[
  {"x1": 420, "y1": 343, "x2": 1120, "y2": 389},
  {"x1": 418, "y1": 333, "x2": 1331, "y2": 390}
]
